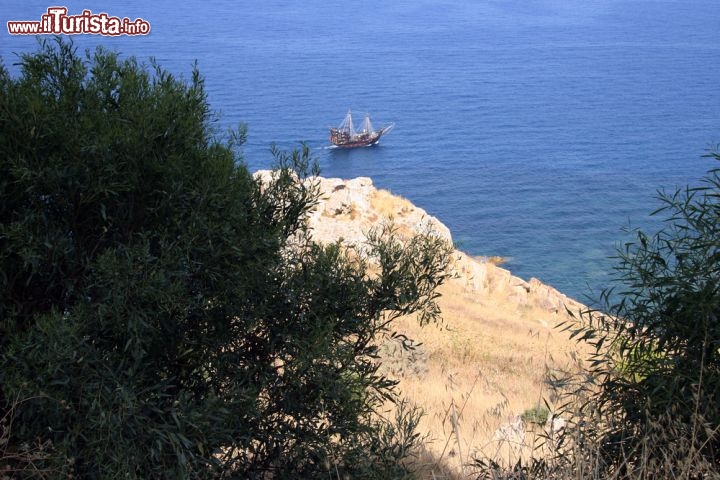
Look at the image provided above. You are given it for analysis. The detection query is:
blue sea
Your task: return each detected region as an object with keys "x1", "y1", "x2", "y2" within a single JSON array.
[{"x1": 3, "y1": 1, "x2": 719, "y2": 302}]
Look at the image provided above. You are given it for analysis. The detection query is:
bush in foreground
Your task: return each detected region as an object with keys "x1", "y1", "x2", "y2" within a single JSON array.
[
  {"x1": 578, "y1": 150, "x2": 720, "y2": 478},
  {"x1": 472, "y1": 152, "x2": 720, "y2": 480},
  {"x1": 0, "y1": 39, "x2": 451, "y2": 478}
]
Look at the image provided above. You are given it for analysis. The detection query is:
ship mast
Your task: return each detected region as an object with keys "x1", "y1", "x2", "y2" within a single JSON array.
[
  {"x1": 338, "y1": 109, "x2": 356, "y2": 136},
  {"x1": 361, "y1": 113, "x2": 373, "y2": 134}
]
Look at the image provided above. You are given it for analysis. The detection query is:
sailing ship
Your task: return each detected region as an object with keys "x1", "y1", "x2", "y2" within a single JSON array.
[{"x1": 329, "y1": 110, "x2": 394, "y2": 148}]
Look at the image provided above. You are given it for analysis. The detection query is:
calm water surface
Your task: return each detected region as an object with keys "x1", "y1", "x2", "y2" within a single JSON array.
[{"x1": 3, "y1": 1, "x2": 719, "y2": 301}]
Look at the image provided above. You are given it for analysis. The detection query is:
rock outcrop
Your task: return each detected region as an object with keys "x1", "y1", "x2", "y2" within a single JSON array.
[
  {"x1": 255, "y1": 171, "x2": 583, "y2": 316},
  {"x1": 307, "y1": 175, "x2": 452, "y2": 247},
  {"x1": 254, "y1": 171, "x2": 588, "y2": 469}
]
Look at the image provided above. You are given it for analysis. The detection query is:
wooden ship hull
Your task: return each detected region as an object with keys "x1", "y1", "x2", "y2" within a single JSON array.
[{"x1": 329, "y1": 110, "x2": 393, "y2": 148}]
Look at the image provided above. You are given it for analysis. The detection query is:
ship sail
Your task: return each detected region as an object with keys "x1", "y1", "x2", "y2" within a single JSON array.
[
  {"x1": 329, "y1": 109, "x2": 393, "y2": 148},
  {"x1": 361, "y1": 114, "x2": 373, "y2": 134},
  {"x1": 337, "y1": 110, "x2": 356, "y2": 137}
]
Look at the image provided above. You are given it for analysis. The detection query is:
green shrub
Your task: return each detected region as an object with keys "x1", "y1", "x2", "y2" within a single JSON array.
[
  {"x1": 556, "y1": 150, "x2": 720, "y2": 478},
  {"x1": 0, "y1": 38, "x2": 451, "y2": 479},
  {"x1": 472, "y1": 152, "x2": 720, "y2": 479},
  {"x1": 521, "y1": 404, "x2": 549, "y2": 427}
]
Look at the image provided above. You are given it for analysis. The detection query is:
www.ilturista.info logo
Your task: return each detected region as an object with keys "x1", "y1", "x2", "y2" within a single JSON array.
[{"x1": 7, "y1": 7, "x2": 150, "y2": 36}]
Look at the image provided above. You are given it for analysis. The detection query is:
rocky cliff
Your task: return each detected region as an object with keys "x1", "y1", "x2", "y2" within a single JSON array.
[
  {"x1": 255, "y1": 171, "x2": 587, "y2": 470},
  {"x1": 268, "y1": 173, "x2": 583, "y2": 316}
]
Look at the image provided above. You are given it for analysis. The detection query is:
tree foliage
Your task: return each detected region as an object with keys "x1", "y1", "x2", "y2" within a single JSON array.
[
  {"x1": 564, "y1": 151, "x2": 720, "y2": 477},
  {"x1": 0, "y1": 39, "x2": 451, "y2": 478}
]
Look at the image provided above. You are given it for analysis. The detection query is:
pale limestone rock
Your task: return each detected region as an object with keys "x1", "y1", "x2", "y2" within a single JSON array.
[
  {"x1": 494, "y1": 416, "x2": 526, "y2": 444},
  {"x1": 546, "y1": 413, "x2": 567, "y2": 436},
  {"x1": 305, "y1": 175, "x2": 452, "y2": 248},
  {"x1": 252, "y1": 171, "x2": 582, "y2": 313}
]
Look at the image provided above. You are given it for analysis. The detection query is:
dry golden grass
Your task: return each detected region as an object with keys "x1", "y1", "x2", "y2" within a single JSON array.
[
  {"x1": 311, "y1": 181, "x2": 590, "y2": 478},
  {"x1": 308, "y1": 180, "x2": 720, "y2": 479},
  {"x1": 370, "y1": 188, "x2": 415, "y2": 218},
  {"x1": 368, "y1": 189, "x2": 419, "y2": 239},
  {"x1": 389, "y1": 275, "x2": 586, "y2": 478}
]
